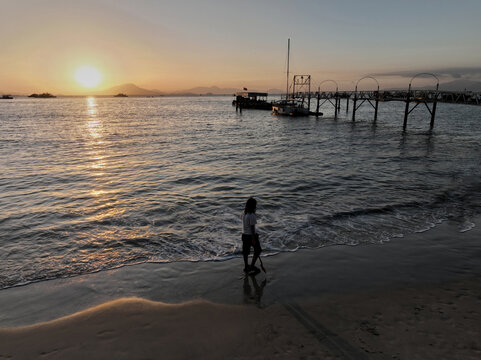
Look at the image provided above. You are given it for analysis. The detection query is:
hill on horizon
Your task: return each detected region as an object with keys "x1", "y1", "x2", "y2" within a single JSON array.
[
  {"x1": 97, "y1": 83, "x2": 163, "y2": 96},
  {"x1": 173, "y1": 86, "x2": 239, "y2": 95},
  {"x1": 438, "y1": 79, "x2": 481, "y2": 92},
  {"x1": 10, "y1": 80, "x2": 480, "y2": 97},
  {"x1": 99, "y1": 80, "x2": 481, "y2": 96},
  {"x1": 386, "y1": 79, "x2": 481, "y2": 92},
  {"x1": 96, "y1": 84, "x2": 271, "y2": 96},
  {"x1": 173, "y1": 86, "x2": 285, "y2": 95}
]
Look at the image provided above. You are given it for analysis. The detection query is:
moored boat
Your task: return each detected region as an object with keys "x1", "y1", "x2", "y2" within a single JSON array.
[
  {"x1": 272, "y1": 39, "x2": 311, "y2": 117},
  {"x1": 272, "y1": 99, "x2": 309, "y2": 116},
  {"x1": 233, "y1": 91, "x2": 272, "y2": 110}
]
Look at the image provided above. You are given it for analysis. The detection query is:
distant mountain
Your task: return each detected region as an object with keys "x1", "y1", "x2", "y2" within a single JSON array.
[
  {"x1": 267, "y1": 88, "x2": 284, "y2": 95},
  {"x1": 98, "y1": 83, "x2": 163, "y2": 96},
  {"x1": 173, "y1": 86, "x2": 240, "y2": 95},
  {"x1": 386, "y1": 79, "x2": 481, "y2": 92},
  {"x1": 94, "y1": 83, "x2": 282, "y2": 96},
  {"x1": 439, "y1": 79, "x2": 481, "y2": 92},
  {"x1": 172, "y1": 86, "x2": 282, "y2": 96}
]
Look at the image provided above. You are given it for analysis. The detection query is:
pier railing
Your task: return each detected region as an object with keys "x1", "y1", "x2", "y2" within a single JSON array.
[{"x1": 311, "y1": 90, "x2": 481, "y2": 105}]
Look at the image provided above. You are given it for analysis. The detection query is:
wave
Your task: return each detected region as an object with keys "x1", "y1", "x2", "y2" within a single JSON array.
[{"x1": 1, "y1": 96, "x2": 481, "y2": 290}]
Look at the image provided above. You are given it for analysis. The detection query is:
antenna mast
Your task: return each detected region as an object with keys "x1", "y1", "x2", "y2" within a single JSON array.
[{"x1": 286, "y1": 38, "x2": 290, "y2": 100}]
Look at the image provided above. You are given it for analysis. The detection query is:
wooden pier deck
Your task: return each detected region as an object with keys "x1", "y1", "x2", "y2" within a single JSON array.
[{"x1": 314, "y1": 89, "x2": 481, "y2": 106}]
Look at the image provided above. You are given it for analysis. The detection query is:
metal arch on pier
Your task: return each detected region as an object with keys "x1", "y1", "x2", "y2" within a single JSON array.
[
  {"x1": 410, "y1": 73, "x2": 440, "y2": 85},
  {"x1": 355, "y1": 76, "x2": 380, "y2": 91},
  {"x1": 318, "y1": 79, "x2": 339, "y2": 92},
  {"x1": 315, "y1": 80, "x2": 340, "y2": 118},
  {"x1": 403, "y1": 73, "x2": 440, "y2": 131},
  {"x1": 352, "y1": 76, "x2": 380, "y2": 123}
]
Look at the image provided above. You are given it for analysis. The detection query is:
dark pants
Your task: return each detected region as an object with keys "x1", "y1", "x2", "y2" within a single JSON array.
[{"x1": 242, "y1": 233, "x2": 262, "y2": 258}]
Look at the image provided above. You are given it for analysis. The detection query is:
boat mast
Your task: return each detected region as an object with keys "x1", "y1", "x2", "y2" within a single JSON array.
[{"x1": 286, "y1": 38, "x2": 290, "y2": 101}]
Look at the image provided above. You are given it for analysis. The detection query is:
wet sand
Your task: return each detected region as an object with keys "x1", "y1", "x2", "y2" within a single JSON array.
[{"x1": 1, "y1": 217, "x2": 480, "y2": 359}]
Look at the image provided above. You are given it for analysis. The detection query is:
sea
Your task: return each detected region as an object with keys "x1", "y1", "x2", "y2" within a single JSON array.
[{"x1": 1, "y1": 96, "x2": 480, "y2": 290}]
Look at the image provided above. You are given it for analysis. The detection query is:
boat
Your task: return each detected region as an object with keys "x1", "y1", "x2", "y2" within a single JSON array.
[
  {"x1": 272, "y1": 99, "x2": 309, "y2": 116},
  {"x1": 272, "y1": 39, "x2": 311, "y2": 117},
  {"x1": 28, "y1": 93, "x2": 56, "y2": 98},
  {"x1": 1, "y1": 95, "x2": 13, "y2": 99},
  {"x1": 232, "y1": 91, "x2": 272, "y2": 110}
]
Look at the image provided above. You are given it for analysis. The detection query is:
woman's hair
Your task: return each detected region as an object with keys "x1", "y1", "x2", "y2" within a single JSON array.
[{"x1": 244, "y1": 197, "x2": 257, "y2": 214}]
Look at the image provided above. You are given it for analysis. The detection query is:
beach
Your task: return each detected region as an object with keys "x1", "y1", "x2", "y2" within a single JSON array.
[
  {"x1": 2, "y1": 1, "x2": 481, "y2": 358},
  {"x1": 1, "y1": 217, "x2": 480, "y2": 359}
]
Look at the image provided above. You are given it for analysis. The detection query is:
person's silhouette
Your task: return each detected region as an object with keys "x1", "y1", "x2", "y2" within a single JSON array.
[{"x1": 241, "y1": 197, "x2": 262, "y2": 274}]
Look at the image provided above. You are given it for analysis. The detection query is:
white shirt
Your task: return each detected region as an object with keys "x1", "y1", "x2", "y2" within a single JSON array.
[{"x1": 242, "y1": 213, "x2": 257, "y2": 235}]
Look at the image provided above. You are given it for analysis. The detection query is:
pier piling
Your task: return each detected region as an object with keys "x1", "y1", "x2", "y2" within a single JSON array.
[
  {"x1": 316, "y1": 80, "x2": 339, "y2": 119},
  {"x1": 316, "y1": 91, "x2": 321, "y2": 117},
  {"x1": 430, "y1": 100, "x2": 437, "y2": 129},
  {"x1": 403, "y1": 73, "x2": 439, "y2": 131},
  {"x1": 334, "y1": 93, "x2": 339, "y2": 119},
  {"x1": 403, "y1": 84, "x2": 411, "y2": 131},
  {"x1": 352, "y1": 94, "x2": 357, "y2": 122},
  {"x1": 352, "y1": 76, "x2": 380, "y2": 124}
]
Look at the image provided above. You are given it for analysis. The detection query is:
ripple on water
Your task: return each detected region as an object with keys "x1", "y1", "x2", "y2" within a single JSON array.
[{"x1": 0, "y1": 97, "x2": 480, "y2": 289}]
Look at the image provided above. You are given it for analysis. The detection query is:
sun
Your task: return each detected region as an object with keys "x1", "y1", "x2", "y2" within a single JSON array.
[{"x1": 74, "y1": 66, "x2": 102, "y2": 88}]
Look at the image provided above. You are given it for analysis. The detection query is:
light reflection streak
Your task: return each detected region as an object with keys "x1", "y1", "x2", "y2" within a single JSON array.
[
  {"x1": 85, "y1": 97, "x2": 105, "y2": 175},
  {"x1": 82, "y1": 97, "x2": 143, "y2": 266},
  {"x1": 86, "y1": 97, "x2": 102, "y2": 141},
  {"x1": 85, "y1": 97, "x2": 120, "y2": 222}
]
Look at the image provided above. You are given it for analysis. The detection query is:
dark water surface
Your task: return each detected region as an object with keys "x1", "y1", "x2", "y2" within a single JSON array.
[{"x1": 1, "y1": 96, "x2": 480, "y2": 289}]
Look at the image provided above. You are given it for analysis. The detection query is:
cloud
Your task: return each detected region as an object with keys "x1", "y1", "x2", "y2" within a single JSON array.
[{"x1": 370, "y1": 67, "x2": 481, "y2": 80}]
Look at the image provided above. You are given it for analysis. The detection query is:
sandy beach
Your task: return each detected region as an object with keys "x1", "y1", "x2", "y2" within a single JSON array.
[
  {"x1": 1, "y1": 218, "x2": 481, "y2": 359},
  {"x1": 3, "y1": 1, "x2": 481, "y2": 359}
]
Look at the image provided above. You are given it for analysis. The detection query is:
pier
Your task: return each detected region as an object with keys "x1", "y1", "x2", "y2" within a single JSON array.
[
  {"x1": 240, "y1": 73, "x2": 481, "y2": 131},
  {"x1": 310, "y1": 73, "x2": 480, "y2": 130}
]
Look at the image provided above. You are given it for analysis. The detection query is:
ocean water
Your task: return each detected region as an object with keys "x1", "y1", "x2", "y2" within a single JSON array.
[{"x1": 1, "y1": 96, "x2": 480, "y2": 289}]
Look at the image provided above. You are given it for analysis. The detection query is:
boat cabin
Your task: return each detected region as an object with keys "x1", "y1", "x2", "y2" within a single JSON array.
[
  {"x1": 236, "y1": 92, "x2": 268, "y2": 102},
  {"x1": 233, "y1": 91, "x2": 272, "y2": 110}
]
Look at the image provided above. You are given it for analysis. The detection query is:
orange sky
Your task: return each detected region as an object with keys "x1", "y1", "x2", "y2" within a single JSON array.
[{"x1": 1, "y1": 0, "x2": 481, "y2": 94}]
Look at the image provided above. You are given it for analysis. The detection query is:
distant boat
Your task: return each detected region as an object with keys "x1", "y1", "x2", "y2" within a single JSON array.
[
  {"x1": 1, "y1": 95, "x2": 13, "y2": 99},
  {"x1": 114, "y1": 93, "x2": 128, "y2": 97},
  {"x1": 272, "y1": 39, "x2": 310, "y2": 117},
  {"x1": 29, "y1": 93, "x2": 56, "y2": 98}
]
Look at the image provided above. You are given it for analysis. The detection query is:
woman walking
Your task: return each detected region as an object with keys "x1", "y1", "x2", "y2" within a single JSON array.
[{"x1": 242, "y1": 197, "x2": 262, "y2": 274}]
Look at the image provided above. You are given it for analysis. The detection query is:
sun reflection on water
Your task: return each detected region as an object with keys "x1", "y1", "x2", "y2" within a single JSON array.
[
  {"x1": 86, "y1": 97, "x2": 102, "y2": 141},
  {"x1": 82, "y1": 97, "x2": 142, "y2": 259},
  {"x1": 85, "y1": 97, "x2": 106, "y2": 175},
  {"x1": 84, "y1": 97, "x2": 120, "y2": 218}
]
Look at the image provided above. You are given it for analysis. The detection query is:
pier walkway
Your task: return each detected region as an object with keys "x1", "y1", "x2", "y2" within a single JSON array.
[{"x1": 299, "y1": 74, "x2": 480, "y2": 130}]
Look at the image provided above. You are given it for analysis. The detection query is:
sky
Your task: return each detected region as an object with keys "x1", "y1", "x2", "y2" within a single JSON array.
[{"x1": 1, "y1": 0, "x2": 481, "y2": 94}]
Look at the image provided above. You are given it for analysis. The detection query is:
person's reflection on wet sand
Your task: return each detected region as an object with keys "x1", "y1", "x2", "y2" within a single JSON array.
[{"x1": 243, "y1": 274, "x2": 267, "y2": 307}]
